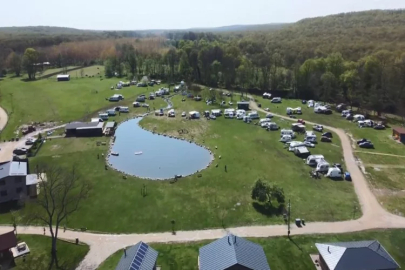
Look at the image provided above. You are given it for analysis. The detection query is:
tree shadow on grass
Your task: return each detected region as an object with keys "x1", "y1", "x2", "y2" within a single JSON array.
[
  {"x1": 252, "y1": 202, "x2": 285, "y2": 217},
  {"x1": 0, "y1": 201, "x2": 24, "y2": 214}
]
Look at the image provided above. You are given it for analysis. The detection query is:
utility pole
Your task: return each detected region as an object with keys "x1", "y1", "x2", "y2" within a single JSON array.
[{"x1": 287, "y1": 199, "x2": 291, "y2": 237}]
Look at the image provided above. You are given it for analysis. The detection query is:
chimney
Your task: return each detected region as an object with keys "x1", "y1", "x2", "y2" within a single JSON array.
[
  {"x1": 228, "y1": 235, "x2": 232, "y2": 246},
  {"x1": 378, "y1": 243, "x2": 380, "y2": 250},
  {"x1": 124, "y1": 247, "x2": 127, "y2": 257},
  {"x1": 328, "y1": 246, "x2": 331, "y2": 253},
  {"x1": 234, "y1": 235, "x2": 237, "y2": 245}
]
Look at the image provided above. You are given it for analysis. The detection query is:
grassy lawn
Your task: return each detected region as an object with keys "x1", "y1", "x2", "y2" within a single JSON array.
[
  {"x1": 0, "y1": 76, "x2": 163, "y2": 138},
  {"x1": 5, "y1": 234, "x2": 89, "y2": 270},
  {"x1": 98, "y1": 229, "x2": 405, "y2": 270},
  {"x1": 356, "y1": 152, "x2": 405, "y2": 165},
  {"x1": 0, "y1": 93, "x2": 358, "y2": 233}
]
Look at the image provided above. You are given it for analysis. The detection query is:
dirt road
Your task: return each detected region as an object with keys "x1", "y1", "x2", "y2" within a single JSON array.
[{"x1": 0, "y1": 99, "x2": 405, "y2": 269}]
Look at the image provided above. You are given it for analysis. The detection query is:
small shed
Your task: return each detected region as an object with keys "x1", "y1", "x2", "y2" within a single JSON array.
[
  {"x1": 57, "y1": 74, "x2": 70, "y2": 81},
  {"x1": 393, "y1": 127, "x2": 405, "y2": 144},
  {"x1": 237, "y1": 101, "x2": 250, "y2": 111},
  {"x1": 65, "y1": 122, "x2": 103, "y2": 137}
]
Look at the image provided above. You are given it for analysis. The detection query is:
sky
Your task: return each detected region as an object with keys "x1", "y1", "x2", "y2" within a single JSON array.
[{"x1": 1, "y1": 0, "x2": 404, "y2": 30}]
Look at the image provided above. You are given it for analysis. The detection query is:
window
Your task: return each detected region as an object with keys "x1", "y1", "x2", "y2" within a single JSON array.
[
  {"x1": 0, "y1": 180, "x2": 5, "y2": 186},
  {"x1": 16, "y1": 187, "x2": 23, "y2": 194},
  {"x1": 0, "y1": 190, "x2": 7, "y2": 197},
  {"x1": 15, "y1": 178, "x2": 23, "y2": 184}
]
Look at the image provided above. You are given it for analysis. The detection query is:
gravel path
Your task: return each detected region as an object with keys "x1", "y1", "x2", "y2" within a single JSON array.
[{"x1": 0, "y1": 100, "x2": 405, "y2": 269}]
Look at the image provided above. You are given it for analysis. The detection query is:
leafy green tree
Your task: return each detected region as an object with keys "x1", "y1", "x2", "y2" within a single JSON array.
[
  {"x1": 251, "y1": 179, "x2": 285, "y2": 208},
  {"x1": 6, "y1": 52, "x2": 22, "y2": 76},
  {"x1": 125, "y1": 46, "x2": 137, "y2": 78},
  {"x1": 22, "y1": 48, "x2": 38, "y2": 80},
  {"x1": 104, "y1": 59, "x2": 114, "y2": 78}
]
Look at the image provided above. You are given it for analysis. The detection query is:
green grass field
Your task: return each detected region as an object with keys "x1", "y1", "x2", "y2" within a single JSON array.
[
  {"x1": 40, "y1": 66, "x2": 79, "y2": 77},
  {"x1": 356, "y1": 152, "x2": 405, "y2": 165},
  {"x1": 0, "y1": 76, "x2": 162, "y2": 138},
  {"x1": 98, "y1": 229, "x2": 405, "y2": 270},
  {"x1": 0, "y1": 93, "x2": 359, "y2": 233},
  {"x1": 257, "y1": 97, "x2": 405, "y2": 156},
  {"x1": 7, "y1": 234, "x2": 88, "y2": 270}
]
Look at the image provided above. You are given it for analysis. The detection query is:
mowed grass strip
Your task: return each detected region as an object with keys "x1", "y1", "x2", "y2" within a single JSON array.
[{"x1": 98, "y1": 229, "x2": 405, "y2": 270}]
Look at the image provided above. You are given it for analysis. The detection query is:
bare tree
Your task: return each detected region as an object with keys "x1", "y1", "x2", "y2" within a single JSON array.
[{"x1": 27, "y1": 164, "x2": 91, "y2": 268}]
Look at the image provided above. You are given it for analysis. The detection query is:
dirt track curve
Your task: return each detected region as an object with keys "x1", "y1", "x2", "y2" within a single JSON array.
[{"x1": 0, "y1": 99, "x2": 405, "y2": 269}]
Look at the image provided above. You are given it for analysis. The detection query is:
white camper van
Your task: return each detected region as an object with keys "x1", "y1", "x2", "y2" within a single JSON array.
[
  {"x1": 211, "y1": 109, "x2": 222, "y2": 116},
  {"x1": 306, "y1": 155, "x2": 325, "y2": 166},
  {"x1": 248, "y1": 111, "x2": 259, "y2": 119},
  {"x1": 280, "y1": 129, "x2": 296, "y2": 138},
  {"x1": 99, "y1": 113, "x2": 109, "y2": 120},
  {"x1": 119, "y1": 106, "x2": 129, "y2": 113},
  {"x1": 308, "y1": 100, "x2": 314, "y2": 107},
  {"x1": 316, "y1": 161, "x2": 330, "y2": 172},
  {"x1": 305, "y1": 134, "x2": 317, "y2": 143},
  {"x1": 326, "y1": 167, "x2": 342, "y2": 178},
  {"x1": 353, "y1": 114, "x2": 365, "y2": 122},
  {"x1": 109, "y1": 94, "x2": 124, "y2": 101},
  {"x1": 280, "y1": 135, "x2": 292, "y2": 143}
]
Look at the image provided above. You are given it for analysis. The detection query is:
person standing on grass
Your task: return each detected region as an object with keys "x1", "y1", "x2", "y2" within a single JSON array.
[{"x1": 225, "y1": 165, "x2": 227, "y2": 172}]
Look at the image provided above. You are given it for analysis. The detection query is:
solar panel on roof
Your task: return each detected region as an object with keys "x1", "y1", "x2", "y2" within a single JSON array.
[
  {"x1": 140, "y1": 243, "x2": 148, "y2": 250},
  {"x1": 138, "y1": 249, "x2": 146, "y2": 256},
  {"x1": 135, "y1": 255, "x2": 143, "y2": 262}
]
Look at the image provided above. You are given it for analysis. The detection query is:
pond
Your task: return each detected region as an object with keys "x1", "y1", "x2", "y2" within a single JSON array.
[{"x1": 108, "y1": 118, "x2": 213, "y2": 179}]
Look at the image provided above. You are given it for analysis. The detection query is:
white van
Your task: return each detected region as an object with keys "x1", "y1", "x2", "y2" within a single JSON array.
[
  {"x1": 308, "y1": 100, "x2": 314, "y2": 108},
  {"x1": 353, "y1": 114, "x2": 365, "y2": 122},
  {"x1": 364, "y1": 120, "x2": 374, "y2": 127},
  {"x1": 248, "y1": 111, "x2": 259, "y2": 119},
  {"x1": 259, "y1": 118, "x2": 271, "y2": 125},
  {"x1": 280, "y1": 135, "x2": 292, "y2": 143},
  {"x1": 306, "y1": 155, "x2": 325, "y2": 166},
  {"x1": 326, "y1": 167, "x2": 342, "y2": 178},
  {"x1": 281, "y1": 129, "x2": 296, "y2": 138},
  {"x1": 286, "y1": 107, "x2": 293, "y2": 115},
  {"x1": 106, "y1": 109, "x2": 116, "y2": 116},
  {"x1": 119, "y1": 106, "x2": 129, "y2": 113},
  {"x1": 271, "y1": 97, "x2": 282, "y2": 103},
  {"x1": 316, "y1": 161, "x2": 330, "y2": 172},
  {"x1": 99, "y1": 113, "x2": 109, "y2": 120}
]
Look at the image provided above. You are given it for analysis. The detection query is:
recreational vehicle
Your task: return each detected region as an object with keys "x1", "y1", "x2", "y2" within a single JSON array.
[
  {"x1": 109, "y1": 94, "x2": 124, "y2": 101},
  {"x1": 168, "y1": 109, "x2": 175, "y2": 117},
  {"x1": 211, "y1": 109, "x2": 222, "y2": 116},
  {"x1": 280, "y1": 129, "x2": 296, "y2": 138},
  {"x1": 280, "y1": 135, "x2": 292, "y2": 143},
  {"x1": 316, "y1": 161, "x2": 330, "y2": 172},
  {"x1": 353, "y1": 114, "x2": 365, "y2": 122},
  {"x1": 99, "y1": 113, "x2": 109, "y2": 120},
  {"x1": 136, "y1": 96, "x2": 146, "y2": 102},
  {"x1": 248, "y1": 111, "x2": 259, "y2": 119},
  {"x1": 306, "y1": 155, "x2": 325, "y2": 166},
  {"x1": 119, "y1": 107, "x2": 129, "y2": 113},
  {"x1": 326, "y1": 167, "x2": 342, "y2": 178},
  {"x1": 106, "y1": 109, "x2": 116, "y2": 116},
  {"x1": 266, "y1": 122, "x2": 279, "y2": 131}
]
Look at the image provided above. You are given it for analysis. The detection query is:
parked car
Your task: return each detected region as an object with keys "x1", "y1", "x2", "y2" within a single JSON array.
[
  {"x1": 13, "y1": 148, "x2": 28, "y2": 155},
  {"x1": 304, "y1": 141, "x2": 315, "y2": 148},
  {"x1": 322, "y1": 132, "x2": 333, "y2": 138},
  {"x1": 181, "y1": 112, "x2": 186, "y2": 117},
  {"x1": 302, "y1": 100, "x2": 307, "y2": 104},
  {"x1": 313, "y1": 125, "x2": 323, "y2": 132},
  {"x1": 266, "y1": 113, "x2": 274, "y2": 118},
  {"x1": 209, "y1": 114, "x2": 217, "y2": 120},
  {"x1": 357, "y1": 138, "x2": 370, "y2": 145},
  {"x1": 25, "y1": 138, "x2": 35, "y2": 145},
  {"x1": 289, "y1": 115, "x2": 297, "y2": 119},
  {"x1": 359, "y1": 142, "x2": 374, "y2": 148},
  {"x1": 321, "y1": 136, "x2": 332, "y2": 142},
  {"x1": 374, "y1": 124, "x2": 386, "y2": 130}
]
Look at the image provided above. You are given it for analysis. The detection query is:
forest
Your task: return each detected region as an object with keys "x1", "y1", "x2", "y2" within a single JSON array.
[{"x1": 1, "y1": 10, "x2": 405, "y2": 116}]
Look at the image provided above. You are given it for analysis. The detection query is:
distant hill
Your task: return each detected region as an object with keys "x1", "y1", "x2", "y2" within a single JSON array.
[
  {"x1": 186, "y1": 23, "x2": 289, "y2": 33},
  {"x1": 255, "y1": 9, "x2": 405, "y2": 61},
  {"x1": 0, "y1": 26, "x2": 99, "y2": 36}
]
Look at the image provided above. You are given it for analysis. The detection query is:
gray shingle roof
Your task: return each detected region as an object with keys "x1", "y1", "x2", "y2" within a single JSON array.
[
  {"x1": 0, "y1": 161, "x2": 27, "y2": 180},
  {"x1": 199, "y1": 234, "x2": 270, "y2": 270},
  {"x1": 316, "y1": 240, "x2": 400, "y2": 270},
  {"x1": 65, "y1": 122, "x2": 99, "y2": 130},
  {"x1": 115, "y1": 241, "x2": 158, "y2": 270}
]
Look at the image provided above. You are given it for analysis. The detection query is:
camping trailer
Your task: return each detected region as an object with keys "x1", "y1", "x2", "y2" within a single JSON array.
[
  {"x1": 305, "y1": 134, "x2": 317, "y2": 143},
  {"x1": 280, "y1": 135, "x2": 292, "y2": 143},
  {"x1": 326, "y1": 167, "x2": 342, "y2": 178},
  {"x1": 281, "y1": 129, "x2": 296, "y2": 138},
  {"x1": 109, "y1": 94, "x2": 124, "y2": 101},
  {"x1": 99, "y1": 113, "x2": 109, "y2": 120},
  {"x1": 288, "y1": 141, "x2": 304, "y2": 151},
  {"x1": 306, "y1": 155, "x2": 325, "y2": 166},
  {"x1": 211, "y1": 109, "x2": 222, "y2": 116},
  {"x1": 189, "y1": 111, "x2": 200, "y2": 119},
  {"x1": 248, "y1": 111, "x2": 259, "y2": 119},
  {"x1": 294, "y1": 146, "x2": 310, "y2": 157},
  {"x1": 353, "y1": 114, "x2": 365, "y2": 122},
  {"x1": 316, "y1": 161, "x2": 330, "y2": 172},
  {"x1": 267, "y1": 122, "x2": 279, "y2": 131}
]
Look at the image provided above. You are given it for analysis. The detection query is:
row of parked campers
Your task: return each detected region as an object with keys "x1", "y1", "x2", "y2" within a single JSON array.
[
  {"x1": 99, "y1": 107, "x2": 129, "y2": 120},
  {"x1": 286, "y1": 107, "x2": 302, "y2": 115},
  {"x1": 306, "y1": 155, "x2": 343, "y2": 177}
]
